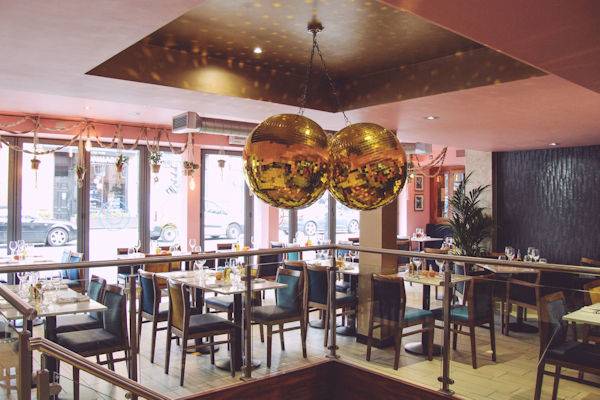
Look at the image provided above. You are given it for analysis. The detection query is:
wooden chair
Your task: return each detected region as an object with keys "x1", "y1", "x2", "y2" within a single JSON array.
[
  {"x1": 56, "y1": 285, "x2": 132, "y2": 398},
  {"x1": 433, "y1": 276, "x2": 497, "y2": 369},
  {"x1": 60, "y1": 250, "x2": 84, "y2": 292},
  {"x1": 306, "y1": 264, "x2": 356, "y2": 347},
  {"x1": 138, "y1": 270, "x2": 170, "y2": 363},
  {"x1": 257, "y1": 253, "x2": 283, "y2": 281},
  {"x1": 251, "y1": 268, "x2": 307, "y2": 367},
  {"x1": 366, "y1": 274, "x2": 434, "y2": 370},
  {"x1": 581, "y1": 257, "x2": 600, "y2": 267},
  {"x1": 117, "y1": 247, "x2": 142, "y2": 286},
  {"x1": 534, "y1": 291, "x2": 600, "y2": 400},
  {"x1": 165, "y1": 280, "x2": 237, "y2": 385},
  {"x1": 55, "y1": 275, "x2": 106, "y2": 334},
  {"x1": 504, "y1": 271, "x2": 542, "y2": 336}
]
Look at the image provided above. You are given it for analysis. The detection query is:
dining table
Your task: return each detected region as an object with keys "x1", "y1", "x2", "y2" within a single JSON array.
[
  {"x1": 563, "y1": 303, "x2": 600, "y2": 326},
  {"x1": 400, "y1": 270, "x2": 472, "y2": 356},
  {"x1": 0, "y1": 284, "x2": 106, "y2": 382},
  {"x1": 410, "y1": 237, "x2": 443, "y2": 252},
  {"x1": 156, "y1": 270, "x2": 286, "y2": 371}
]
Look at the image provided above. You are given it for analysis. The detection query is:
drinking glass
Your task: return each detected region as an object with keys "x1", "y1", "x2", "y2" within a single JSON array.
[
  {"x1": 435, "y1": 258, "x2": 445, "y2": 272},
  {"x1": 189, "y1": 238, "x2": 197, "y2": 252},
  {"x1": 134, "y1": 240, "x2": 141, "y2": 254},
  {"x1": 127, "y1": 247, "x2": 135, "y2": 256},
  {"x1": 17, "y1": 240, "x2": 26, "y2": 256},
  {"x1": 531, "y1": 248, "x2": 540, "y2": 262},
  {"x1": 505, "y1": 246, "x2": 515, "y2": 261},
  {"x1": 51, "y1": 272, "x2": 62, "y2": 291},
  {"x1": 9, "y1": 241, "x2": 17, "y2": 256},
  {"x1": 17, "y1": 271, "x2": 27, "y2": 295},
  {"x1": 412, "y1": 257, "x2": 423, "y2": 274}
]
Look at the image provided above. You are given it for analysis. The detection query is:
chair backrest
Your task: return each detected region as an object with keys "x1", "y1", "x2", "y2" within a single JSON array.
[
  {"x1": 283, "y1": 260, "x2": 306, "y2": 272},
  {"x1": 306, "y1": 264, "x2": 328, "y2": 305},
  {"x1": 583, "y1": 279, "x2": 600, "y2": 305},
  {"x1": 257, "y1": 253, "x2": 283, "y2": 278},
  {"x1": 287, "y1": 251, "x2": 301, "y2": 261},
  {"x1": 88, "y1": 275, "x2": 106, "y2": 321},
  {"x1": 217, "y1": 243, "x2": 233, "y2": 251},
  {"x1": 61, "y1": 250, "x2": 71, "y2": 263},
  {"x1": 581, "y1": 257, "x2": 600, "y2": 268},
  {"x1": 275, "y1": 268, "x2": 303, "y2": 313},
  {"x1": 538, "y1": 291, "x2": 569, "y2": 352},
  {"x1": 116, "y1": 248, "x2": 129, "y2": 255},
  {"x1": 270, "y1": 242, "x2": 284, "y2": 248},
  {"x1": 371, "y1": 274, "x2": 406, "y2": 323},
  {"x1": 61, "y1": 251, "x2": 83, "y2": 281},
  {"x1": 138, "y1": 270, "x2": 160, "y2": 315},
  {"x1": 167, "y1": 279, "x2": 190, "y2": 332},
  {"x1": 465, "y1": 277, "x2": 495, "y2": 321},
  {"x1": 102, "y1": 285, "x2": 127, "y2": 344}
]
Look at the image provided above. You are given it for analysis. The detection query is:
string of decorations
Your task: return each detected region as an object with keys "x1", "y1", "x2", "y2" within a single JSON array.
[{"x1": 409, "y1": 147, "x2": 448, "y2": 178}]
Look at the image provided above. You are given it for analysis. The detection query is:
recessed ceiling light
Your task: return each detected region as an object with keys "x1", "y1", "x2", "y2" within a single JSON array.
[
  {"x1": 84, "y1": 105, "x2": 91, "y2": 110},
  {"x1": 253, "y1": 47, "x2": 263, "y2": 54},
  {"x1": 424, "y1": 116, "x2": 439, "y2": 120},
  {"x1": 549, "y1": 142, "x2": 559, "y2": 146}
]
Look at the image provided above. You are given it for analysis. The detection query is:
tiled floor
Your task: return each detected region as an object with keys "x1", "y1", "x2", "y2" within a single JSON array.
[{"x1": 17, "y1": 286, "x2": 600, "y2": 400}]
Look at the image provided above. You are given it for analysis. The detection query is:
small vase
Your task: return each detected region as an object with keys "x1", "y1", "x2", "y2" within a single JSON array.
[{"x1": 151, "y1": 164, "x2": 161, "y2": 174}]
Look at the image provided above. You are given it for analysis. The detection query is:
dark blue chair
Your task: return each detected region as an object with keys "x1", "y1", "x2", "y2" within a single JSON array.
[
  {"x1": 55, "y1": 275, "x2": 106, "y2": 334},
  {"x1": 60, "y1": 250, "x2": 83, "y2": 291}
]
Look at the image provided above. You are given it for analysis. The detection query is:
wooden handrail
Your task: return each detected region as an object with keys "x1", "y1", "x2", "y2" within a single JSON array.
[
  {"x1": 29, "y1": 338, "x2": 170, "y2": 400},
  {"x1": 0, "y1": 283, "x2": 37, "y2": 320}
]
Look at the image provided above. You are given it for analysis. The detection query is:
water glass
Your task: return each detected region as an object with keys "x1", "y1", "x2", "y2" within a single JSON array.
[
  {"x1": 505, "y1": 246, "x2": 515, "y2": 261},
  {"x1": 189, "y1": 238, "x2": 197, "y2": 252},
  {"x1": 412, "y1": 257, "x2": 423, "y2": 274},
  {"x1": 134, "y1": 240, "x2": 141, "y2": 254},
  {"x1": 531, "y1": 248, "x2": 540, "y2": 262}
]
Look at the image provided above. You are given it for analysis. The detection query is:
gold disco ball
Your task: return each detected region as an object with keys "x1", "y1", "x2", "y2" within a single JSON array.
[
  {"x1": 329, "y1": 123, "x2": 408, "y2": 210},
  {"x1": 243, "y1": 114, "x2": 330, "y2": 209}
]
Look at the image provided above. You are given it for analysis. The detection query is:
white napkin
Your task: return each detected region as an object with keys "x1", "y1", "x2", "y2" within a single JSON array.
[{"x1": 55, "y1": 294, "x2": 89, "y2": 304}]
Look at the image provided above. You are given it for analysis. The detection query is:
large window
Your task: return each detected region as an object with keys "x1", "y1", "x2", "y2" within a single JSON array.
[
  {"x1": 278, "y1": 209, "x2": 290, "y2": 243},
  {"x1": 21, "y1": 144, "x2": 79, "y2": 261},
  {"x1": 89, "y1": 148, "x2": 140, "y2": 279},
  {"x1": 297, "y1": 193, "x2": 329, "y2": 242},
  {"x1": 201, "y1": 151, "x2": 249, "y2": 251},
  {"x1": 0, "y1": 146, "x2": 8, "y2": 252},
  {"x1": 149, "y1": 152, "x2": 187, "y2": 250},
  {"x1": 336, "y1": 202, "x2": 360, "y2": 242}
]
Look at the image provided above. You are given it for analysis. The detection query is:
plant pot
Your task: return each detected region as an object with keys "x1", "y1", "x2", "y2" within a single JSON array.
[
  {"x1": 116, "y1": 164, "x2": 124, "y2": 173},
  {"x1": 151, "y1": 164, "x2": 161, "y2": 174},
  {"x1": 30, "y1": 158, "x2": 41, "y2": 170},
  {"x1": 184, "y1": 168, "x2": 194, "y2": 176}
]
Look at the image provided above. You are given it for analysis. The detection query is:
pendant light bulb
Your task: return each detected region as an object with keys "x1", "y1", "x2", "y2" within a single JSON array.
[
  {"x1": 85, "y1": 136, "x2": 92, "y2": 152},
  {"x1": 189, "y1": 176, "x2": 196, "y2": 191}
]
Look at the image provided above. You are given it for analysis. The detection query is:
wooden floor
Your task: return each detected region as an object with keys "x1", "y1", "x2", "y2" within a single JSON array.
[{"x1": 13, "y1": 286, "x2": 600, "y2": 400}]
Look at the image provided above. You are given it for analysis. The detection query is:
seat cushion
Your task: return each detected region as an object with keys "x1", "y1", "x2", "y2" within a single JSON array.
[
  {"x1": 549, "y1": 342, "x2": 600, "y2": 368},
  {"x1": 336, "y1": 291, "x2": 356, "y2": 305},
  {"x1": 188, "y1": 314, "x2": 236, "y2": 335},
  {"x1": 336, "y1": 281, "x2": 351, "y2": 292},
  {"x1": 56, "y1": 328, "x2": 120, "y2": 353},
  {"x1": 55, "y1": 314, "x2": 101, "y2": 334},
  {"x1": 404, "y1": 307, "x2": 433, "y2": 322},
  {"x1": 252, "y1": 305, "x2": 299, "y2": 322},
  {"x1": 205, "y1": 295, "x2": 234, "y2": 310},
  {"x1": 431, "y1": 305, "x2": 469, "y2": 322}
]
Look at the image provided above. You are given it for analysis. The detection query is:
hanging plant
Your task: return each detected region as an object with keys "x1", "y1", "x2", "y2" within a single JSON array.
[
  {"x1": 75, "y1": 164, "x2": 86, "y2": 188},
  {"x1": 30, "y1": 157, "x2": 41, "y2": 170},
  {"x1": 115, "y1": 154, "x2": 128, "y2": 173},
  {"x1": 183, "y1": 160, "x2": 199, "y2": 176},
  {"x1": 149, "y1": 151, "x2": 162, "y2": 174}
]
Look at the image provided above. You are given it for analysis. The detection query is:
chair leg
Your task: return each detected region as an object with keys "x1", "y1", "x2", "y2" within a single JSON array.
[
  {"x1": 107, "y1": 353, "x2": 115, "y2": 371},
  {"x1": 267, "y1": 324, "x2": 273, "y2": 368},
  {"x1": 300, "y1": 317, "x2": 307, "y2": 359},
  {"x1": 150, "y1": 319, "x2": 158, "y2": 364},
  {"x1": 180, "y1": 338, "x2": 187, "y2": 386},
  {"x1": 552, "y1": 365, "x2": 561, "y2": 400},
  {"x1": 279, "y1": 323, "x2": 285, "y2": 350},
  {"x1": 229, "y1": 333, "x2": 235, "y2": 378},
  {"x1": 427, "y1": 319, "x2": 434, "y2": 361},
  {"x1": 164, "y1": 328, "x2": 172, "y2": 374},
  {"x1": 504, "y1": 302, "x2": 512, "y2": 336},
  {"x1": 469, "y1": 326, "x2": 477, "y2": 369},
  {"x1": 210, "y1": 336, "x2": 215, "y2": 365},
  {"x1": 393, "y1": 327, "x2": 404, "y2": 370},
  {"x1": 534, "y1": 360, "x2": 545, "y2": 400},
  {"x1": 259, "y1": 324, "x2": 264, "y2": 343},
  {"x1": 452, "y1": 323, "x2": 458, "y2": 350},
  {"x1": 366, "y1": 314, "x2": 374, "y2": 362},
  {"x1": 72, "y1": 366, "x2": 80, "y2": 400},
  {"x1": 323, "y1": 309, "x2": 329, "y2": 348},
  {"x1": 489, "y1": 319, "x2": 497, "y2": 362}
]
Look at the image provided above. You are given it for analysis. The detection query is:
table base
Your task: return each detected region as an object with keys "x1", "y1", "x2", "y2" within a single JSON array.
[
  {"x1": 336, "y1": 326, "x2": 356, "y2": 336},
  {"x1": 215, "y1": 358, "x2": 261, "y2": 372},
  {"x1": 507, "y1": 322, "x2": 538, "y2": 333},
  {"x1": 192, "y1": 346, "x2": 220, "y2": 355},
  {"x1": 404, "y1": 342, "x2": 442, "y2": 357}
]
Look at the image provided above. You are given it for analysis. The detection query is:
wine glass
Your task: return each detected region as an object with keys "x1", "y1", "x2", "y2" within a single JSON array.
[
  {"x1": 189, "y1": 238, "x2": 197, "y2": 252},
  {"x1": 9, "y1": 241, "x2": 17, "y2": 256},
  {"x1": 531, "y1": 248, "x2": 540, "y2": 262},
  {"x1": 435, "y1": 258, "x2": 445, "y2": 273},
  {"x1": 17, "y1": 271, "x2": 27, "y2": 296},
  {"x1": 133, "y1": 240, "x2": 141, "y2": 254},
  {"x1": 505, "y1": 246, "x2": 515, "y2": 261},
  {"x1": 127, "y1": 247, "x2": 135, "y2": 256},
  {"x1": 17, "y1": 240, "x2": 26, "y2": 256},
  {"x1": 411, "y1": 257, "x2": 423, "y2": 275}
]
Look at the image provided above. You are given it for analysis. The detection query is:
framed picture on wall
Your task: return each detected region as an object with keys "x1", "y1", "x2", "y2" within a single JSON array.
[
  {"x1": 414, "y1": 194, "x2": 424, "y2": 211},
  {"x1": 414, "y1": 174, "x2": 424, "y2": 192}
]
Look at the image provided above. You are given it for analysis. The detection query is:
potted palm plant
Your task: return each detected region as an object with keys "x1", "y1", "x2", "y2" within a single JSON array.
[
  {"x1": 448, "y1": 173, "x2": 493, "y2": 261},
  {"x1": 149, "y1": 151, "x2": 162, "y2": 173}
]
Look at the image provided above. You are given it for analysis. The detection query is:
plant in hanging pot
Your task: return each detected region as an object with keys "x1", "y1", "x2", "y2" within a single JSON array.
[
  {"x1": 149, "y1": 151, "x2": 162, "y2": 173},
  {"x1": 115, "y1": 154, "x2": 128, "y2": 173},
  {"x1": 183, "y1": 160, "x2": 199, "y2": 176},
  {"x1": 74, "y1": 164, "x2": 86, "y2": 188},
  {"x1": 30, "y1": 157, "x2": 41, "y2": 170},
  {"x1": 448, "y1": 172, "x2": 493, "y2": 274}
]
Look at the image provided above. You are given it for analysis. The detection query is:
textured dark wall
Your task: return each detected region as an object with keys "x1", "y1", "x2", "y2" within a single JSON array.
[{"x1": 494, "y1": 145, "x2": 600, "y2": 265}]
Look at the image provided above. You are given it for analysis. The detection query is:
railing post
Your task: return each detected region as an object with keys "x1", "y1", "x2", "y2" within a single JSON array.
[
  {"x1": 128, "y1": 275, "x2": 139, "y2": 396},
  {"x1": 326, "y1": 257, "x2": 339, "y2": 359},
  {"x1": 18, "y1": 329, "x2": 32, "y2": 400},
  {"x1": 242, "y1": 261, "x2": 254, "y2": 381},
  {"x1": 36, "y1": 369, "x2": 50, "y2": 400},
  {"x1": 438, "y1": 261, "x2": 454, "y2": 395}
]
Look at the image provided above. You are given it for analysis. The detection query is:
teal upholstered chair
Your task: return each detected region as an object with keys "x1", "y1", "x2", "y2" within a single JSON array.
[
  {"x1": 366, "y1": 274, "x2": 434, "y2": 370},
  {"x1": 55, "y1": 275, "x2": 106, "y2": 334},
  {"x1": 60, "y1": 250, "x2": 84, "y2": 292},
  {"x1": 432, "y1": 276, "x2": 497, "y2": 368},
  {"x1": 251, "y1": 268, "x2": 307, "y2": 367}
]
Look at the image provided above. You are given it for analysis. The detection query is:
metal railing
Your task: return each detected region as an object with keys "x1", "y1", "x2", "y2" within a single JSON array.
[{"x1": 1, "y1": 244, "x2": 599, "y2": 399}]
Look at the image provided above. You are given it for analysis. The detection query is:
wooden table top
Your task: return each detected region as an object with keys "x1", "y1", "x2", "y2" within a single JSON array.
[
  {"x1": 0, "y1": 285, "x2": 106, "y2": 320},
  {"x1": 156, "y1": 270, "x2": 286, "y2": 295},
  {"x1": 398, "y1": 271, "x2": 472, "y2": 287},
  {"x1": 480, "y1": 264, "x2": 536, "y2": 274},
  {"x1": 0, "y1": 255, "x2": 57, "y2": 269},
  {"x1": 410, "y1": 237, "x2": 443, "y2": 243},
  {"x1": 563, "y1": 303, "x2": 600, "y2": 326}
]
